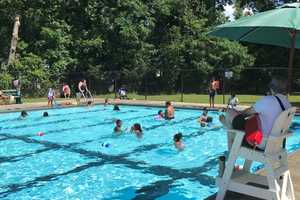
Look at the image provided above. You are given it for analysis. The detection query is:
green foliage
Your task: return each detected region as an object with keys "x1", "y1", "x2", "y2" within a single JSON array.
[
  {"x1": 11, "y1": 53, "x2": 51, "y2": 96},
  {"x1": 0, "y1": 0, "x2": 256, "y2": 96},
  {"x1": 0, "y1": 72, "x2": 13, "y2": 90}
]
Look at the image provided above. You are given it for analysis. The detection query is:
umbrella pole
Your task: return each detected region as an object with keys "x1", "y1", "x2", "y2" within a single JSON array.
[{"x1": 288, "y1": 30, "x2": 296, "y2": 95}]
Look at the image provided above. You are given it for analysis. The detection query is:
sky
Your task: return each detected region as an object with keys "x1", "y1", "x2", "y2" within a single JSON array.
[
  {"x1": 223, "y1": 0, "x2": 286, "y2": 21},
  {"x1": 223, "y1": 3, "x2": 235, "y2": 21}
]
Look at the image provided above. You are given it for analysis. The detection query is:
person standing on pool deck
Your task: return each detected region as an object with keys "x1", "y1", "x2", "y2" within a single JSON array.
[
  {"x1": 62, "y1": 83, "x2": 71, "y2": 99},
  {"x1": 208, "y1": 80, "x2": 216, "y2": 108},
  {"x1": 77, "y1": 79, "x2": 90, "y2": 98},
  {"x1": 165, "y1": 101, "x2": 174, "y2": 120},
  {"x1": 47, "y1": 88, "x2": 55, "y2": 107},
  {"x1": 78, "y1": 79, "x2": 85, "y2": 93}
]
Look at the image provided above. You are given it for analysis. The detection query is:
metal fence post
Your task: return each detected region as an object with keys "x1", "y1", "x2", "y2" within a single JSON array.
[
  {"x1": 222, "y1": 69, "x2": 225, "y2": 104},
  {"x1": 181, "y1": 71, "x2": 184, "y2": 102},
  {"x1": 145, "y1": 74, "x2": 147, "y2": 100},
  {"x1": 114, "y1": 79, "x2": 117, "y2": 99}
]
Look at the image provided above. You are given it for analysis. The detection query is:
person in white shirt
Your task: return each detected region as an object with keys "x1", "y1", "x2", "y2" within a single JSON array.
[
  {"x1": 220, "y1": 77, "x2": 291, "y2": 141},
  {"x1": 227, "y1": 93, "x2": 239, "y2": 108}
]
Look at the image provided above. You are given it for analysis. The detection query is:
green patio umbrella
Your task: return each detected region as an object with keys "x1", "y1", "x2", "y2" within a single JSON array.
[{"x1": 209, "y1": 2, "x2": 300, "y2": 93}]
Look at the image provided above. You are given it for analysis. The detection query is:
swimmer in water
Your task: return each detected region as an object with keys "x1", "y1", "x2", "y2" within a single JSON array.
[
  {"x1": 87, "y1": 100, "x2": 93, "y2": 107},
  {"x1": 155, "y1": 110, "x2": 164, "y2": 120},
  {"x1": 20, "y1": 110, "x2": 28, "y2": 119},
  {"x1": 114, "y1": 119, "x2": 123, "y2": 133},
  {"x1": 43, "y1": 112, "x2": 49, "y2": 117},
  {"x1": 113, "y1": 104, "x2": 120, "y2": 111},
  {"x1": 104, "y1": 98, "x2": 109, "y2": 106},
  {"x1": 198, "y1": 108, "x2": 213, "y2": 127},
  {"x1": 131, "y1": 123, "x2": 143, "y2": 138},
  {"x1": 173, "y1": 132, "x2": 184, "y2": 151}
]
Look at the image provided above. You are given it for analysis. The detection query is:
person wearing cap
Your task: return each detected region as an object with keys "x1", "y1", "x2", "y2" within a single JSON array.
[{"x1": 219, "y1": 76, "x2": 291, "y2": 139}]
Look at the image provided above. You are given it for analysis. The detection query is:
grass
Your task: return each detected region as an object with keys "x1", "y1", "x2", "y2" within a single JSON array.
[{"x1": 22, "y1": 93, "x2": 300, "y2": 106}]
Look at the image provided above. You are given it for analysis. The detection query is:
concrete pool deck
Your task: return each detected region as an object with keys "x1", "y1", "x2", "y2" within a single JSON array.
[
  {"x1": 0, "y1": 98, "x2": 299, "y2": 199},
  {"x1": 206, "y1": 150, "x2": 300, "y2": 199},
  {"x1": 0, "y1": 98, "x2": 248, "y2": 113}
]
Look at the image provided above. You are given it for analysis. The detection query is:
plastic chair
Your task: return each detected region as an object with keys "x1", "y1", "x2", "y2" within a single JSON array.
[{"x1": 216, "y1": 107, "x2": 296, "y2": 200}]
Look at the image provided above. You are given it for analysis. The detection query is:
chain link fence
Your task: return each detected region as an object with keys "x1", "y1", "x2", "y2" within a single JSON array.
[
  {"x1": 78, "y1": 66, "x2": 299, "y2": 103},
  {"x1": 10, "y1": 66, "x2": 300, "y2": 103}
]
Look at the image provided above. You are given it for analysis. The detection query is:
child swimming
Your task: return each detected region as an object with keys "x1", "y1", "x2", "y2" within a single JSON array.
[
  {"x1": 114, "y1": 119, "x2": 123, "y2": 133},
  {"x1": 43, "y1": 112, "x2": 49, "y2": 117},
  {"x1": 198, "y1": 108, "x2": 213, "y2": 127},
  {"x1": 20, "y1": 110, "x2": 28, "y2": 119},
  {"x1": 113, "y1": 104, "x2": 120, "y2": 111},
  {"x1": 173, "y1": 133, "x2": 184, "y2": 151},
  {"x1": 131, "y1": 123, "x2": 143, "y2": 138},
  {"x1": 155, "y1": 110, "x2": 164, "y2": 120}
]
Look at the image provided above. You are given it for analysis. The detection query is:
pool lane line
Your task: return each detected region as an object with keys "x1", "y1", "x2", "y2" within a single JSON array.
[
  {"x1": 0, "y1": 153, "x2": 217, "y2": 199},
  {"x1": 0, "y1": 116, "x2": 219, "y2": 166},
  {"x1": 0, "y1": 113, "x2": 156, "y2": 138},
  {"x1": 29, "y1": 114, "x2": 194, "y2": 139},
  {"x1": 143, "y1": 116, "x2": 199, "y2": 131},
  {"x1": 0, "y1": 132, "x2": 221, "y2": 198},
  {"x1": 0, "y1": 108, "x2": 104, "y2": 124},
  {"x1": 0, "y1": 117, "x2": 222, "y2": 166},
  {"x1": 0, "y1": 159, "x2": 106, "y2": 198},
  {"x1": 0, "y1": 147, "x2": 54, "y2": 164},
  {"x1": 0, "y1": 108, "x2": 139, "y2": 126},
  {"x1": 0, "y1": 125, "x2": 220, "y2": 165},
  {"x1": 0, "y1": 116, "x2": 223, "y2": 197},
  {"x1": 0, "y1": 109, "x2": 137, "y2": 130},
  {"x1": 132, "y1": 157, "x2": 219, "y2": 200},
  {"x1": 0, "y1": 139, "x2": 95, "y2": 164}
]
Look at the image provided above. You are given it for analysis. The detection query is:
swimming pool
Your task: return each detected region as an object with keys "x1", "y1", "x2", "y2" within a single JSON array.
[{"x1": 0, "y1": 105, "x2": 300, "y2": 200}]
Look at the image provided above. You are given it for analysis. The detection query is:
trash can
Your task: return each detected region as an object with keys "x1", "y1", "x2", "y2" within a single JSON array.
[{"x1": 16, "y1": 96, "x2": 22, "y2": 104}]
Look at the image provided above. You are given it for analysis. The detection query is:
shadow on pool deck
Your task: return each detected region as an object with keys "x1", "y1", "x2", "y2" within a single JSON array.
[
  {"x1": 205, "y1": 191, "x2": 264, "y2": 200},
  {"x1": 206, "y1": 150, "x2": 300, "y2": 200}
]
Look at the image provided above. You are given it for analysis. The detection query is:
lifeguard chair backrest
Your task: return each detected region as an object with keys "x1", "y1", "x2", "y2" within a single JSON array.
[
  {"x1": 270, "y1": 107, "x2": 296, "y2": 137},
  {"x1": 264, "y1": 107, "x2": 296, "y2": 154}
]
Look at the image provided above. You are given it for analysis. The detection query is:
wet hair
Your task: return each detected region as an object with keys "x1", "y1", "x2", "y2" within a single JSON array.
[
  {"x1": 200, "y1": 122, "x2": 206, "y2": 127},
  {"x1": 207, "y1": 116, "x2": 213, "y2": 123},
  {"x1": 158, "y1": 110, "x2": 163, "y2": 115},
  {"x1": 133, "y1": 123, "x2": 142, "y2": 132},
  {"x1": 43, "y1": 112, "x2": 49, "y2": 117},
  {"x1": 174, "y1": 133, "x2": 183, "y2": 142},
  {"x1": 113, "y1": 105, "x2": 120, "y2": 111},
  {"x1": 115, "y1": 119, "x2": 122, "y2": 126},
  {"x1": 21, "y1": 110, "x2": 28, "y2": 117},
  {"x1": 165, "y1": 101, "x2": 171, "y2": 106}
]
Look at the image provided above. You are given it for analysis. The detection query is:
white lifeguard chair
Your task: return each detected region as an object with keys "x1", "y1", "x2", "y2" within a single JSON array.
[{"x1": 216, "y1": 107, "x2": 296, "y2": 200}]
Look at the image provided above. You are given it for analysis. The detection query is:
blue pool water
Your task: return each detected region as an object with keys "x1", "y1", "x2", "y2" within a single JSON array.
[{"x1": 1, "y1": 105, "x2": 300, "y2": 200}]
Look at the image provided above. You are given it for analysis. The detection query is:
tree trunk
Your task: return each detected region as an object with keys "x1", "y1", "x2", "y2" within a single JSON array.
[{"x1": 8, "y1": 16, "x2": 20, "y2": 65}]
